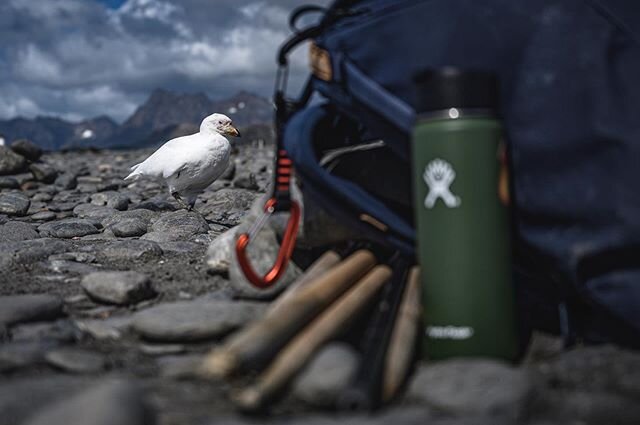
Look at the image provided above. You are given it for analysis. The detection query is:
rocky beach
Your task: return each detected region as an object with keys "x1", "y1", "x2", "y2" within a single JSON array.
[{"x1": 1, "y1": 142, "x2": 640, "y2": 425}]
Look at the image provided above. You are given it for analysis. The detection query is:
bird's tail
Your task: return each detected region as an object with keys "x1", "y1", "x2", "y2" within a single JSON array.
[{"x1": 124, "y1": 163, "x2": 142, "y2": 181}]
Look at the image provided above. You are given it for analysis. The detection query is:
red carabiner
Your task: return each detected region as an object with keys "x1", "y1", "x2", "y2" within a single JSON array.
[{"x1": 235, "y1": 198, "x2": 301, "y2": 288}]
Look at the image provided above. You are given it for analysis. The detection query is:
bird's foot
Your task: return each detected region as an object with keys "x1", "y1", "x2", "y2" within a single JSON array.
[{"x1": 171, "y1": 192, "x2": 189, "y2": 210}]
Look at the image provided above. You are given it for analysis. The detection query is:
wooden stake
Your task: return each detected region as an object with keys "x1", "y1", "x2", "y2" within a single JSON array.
[
  {"x1": 381, "y1": 266, "x2": 421, "y2": 403},
  {"x1": 200, "y1": 250, "x2": 374, "y2": 379},
  {"x1": 234, "y1": 264, "x2": 392, "y2": 411}
]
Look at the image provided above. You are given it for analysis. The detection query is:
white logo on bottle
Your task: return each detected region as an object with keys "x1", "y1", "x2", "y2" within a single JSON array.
[
  {"x1": 426, "y1": 325, "x2": 474, "y2": 340},
  {"x1": 423, "y1": 159, "x2": 461, "y2": 209}
]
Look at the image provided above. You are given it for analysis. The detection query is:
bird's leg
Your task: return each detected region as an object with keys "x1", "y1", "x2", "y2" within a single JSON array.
[{"x1": 171, "y1": 192, "x2": 189, "y2": 210}]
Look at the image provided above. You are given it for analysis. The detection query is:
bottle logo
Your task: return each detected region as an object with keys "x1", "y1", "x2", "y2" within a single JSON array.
[
  {"x1": 426, "y1": 325, "x2": 474, "y2": 340},
  {"x1": 423, "y1": 159, "x2": 461, "y2": 208}
]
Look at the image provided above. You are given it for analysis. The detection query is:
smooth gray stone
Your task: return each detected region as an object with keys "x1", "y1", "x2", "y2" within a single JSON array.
[
  {"x1": 30, "y1": 210, "x2": 57, "y2": 221},
  {"x1": 133, "y1": 198, "x2": 177, "y2": 212},
  {"x1": 157, "y1": 241, "x2": 203, "y2": 255},
  {"x1": 0, "y1": 294, "x2": 64, "y2": 327},
  {"x1": 91, "y1": 191, "x2": 129, "y2": 211},
  {"x1": 102, "y1": 208, "x2": 157, "y2": 228},
  {"x1": 38, "y1": 218, "x2": 100, "y2": 238},
  {"x1": 97, "y1": 239, "x2": 163, "y2": 262},
  {"x1": 293, "y1": 343, "x2": 360, "y2": 409},
  {"x1": 0, "y1": 238, "x2": 73, "y2": 269},
  {"x1": 407, "y1": 359, "x2": 535, "y2": 419},
  {"x1": 142, "y1": 209, "x2": 209, "y2": 242},
  {"x1": 111, "y1": 217, "x2": 148, "y2": 237},
  {"x1": 10, "y1": 320, "x2": 79, "y2": 343},
  {"x1": 206, "y1": 226, "x2": 239, "y2": 275},
  {"x1": 0, "y1": 340, "x2": 60, "y2": 373},
  {"x1": 23, "y1": 378, "x2": 153, "y2": 425},
  {"x1": 537, "y1": 344, "x2": 640, "y2": 397},
  {"x1": 74, "y1": 316, "x2": 133, "y2": 340},
  {"x1": 220, "y1": 159, "x2": 235, "y2": 180},
  {"x1": 0, "y1": 376, "x2": 89, "y2": 425},
  {"x1": 233, "y1": 173, "x2": 259, "y2": 190},
  {"x1": 0, "y1": 191, "x2": 30, "y2": 216},
  {"x1": 49, "y1": 259, "x2": 102, "y2": 275},
  {"x1": 0, "y1": 146, "x2": 27, "y2": 175},
  {"x1": 132, "y1": 299, "x2": 266, "y2": 342},
  {"x1": 158, "y1": 354, "x2": 202, "y2": 379},
  {"x1": 54, "y1": 172, "x2": 78, "y2": 190},
  {"x1": 0, "y1": 220, "x2": 40, "y2": 242},
  {"x1": 29, "y1": 163, "x2": 58, "y2": 183},
  {"x1": 49, "y1": 251, "x2": 97, "y2": 263},
  {"x1": 32, "y1": 192, "x2": 54, "y2": 202},
  {"x1": 81, "y1": 271, "x2": 155, "y2": 305},
  {"x1": 199, "y1": 188, "x2": 257, "y2": 227},
  {"x1": 533, "y1": 388, "x2": 640, "y2": 425},
  {"x1": 73, "y1": 203, "x2": 118, "y2": 221},
  {"x1": 0, "y1": 175, "x2": 19, "y2": 189},
  {"x1": 10, "y1": 139, "x2": 42, "y2": 161},
  {"x1": 45, "y1": 348, "x2": 106, "y2": 374}
]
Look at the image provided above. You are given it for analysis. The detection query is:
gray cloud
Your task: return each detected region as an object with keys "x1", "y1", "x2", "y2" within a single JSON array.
[{"x1": 0, "y1": 0, "x2": 329, "y2": 122}]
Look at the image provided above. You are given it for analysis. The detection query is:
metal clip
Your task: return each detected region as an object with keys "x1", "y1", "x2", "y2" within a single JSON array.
[{"x1": 235, "y1": 198, "x2": 301, "y2": 288}]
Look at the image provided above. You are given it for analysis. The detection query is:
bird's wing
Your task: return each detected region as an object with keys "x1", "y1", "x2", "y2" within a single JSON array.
[{"x1": 134, "y1": 134, "x2": 200, "y2": 178}]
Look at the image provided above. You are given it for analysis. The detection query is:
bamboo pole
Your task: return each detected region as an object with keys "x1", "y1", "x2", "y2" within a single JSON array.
[
  {"x1": 233, "y1": 264, "x2": 392, "y2": 412},
  {"x1": 381, "y1": 266, "x2": 421, "y2": 403},
  {"x1": 200, "y1": 250, "x2": 375, "y2": 379}
]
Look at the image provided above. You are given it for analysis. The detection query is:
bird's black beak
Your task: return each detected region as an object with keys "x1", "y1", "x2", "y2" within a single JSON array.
[{"x1": 226, "y1": 126, "x2": 241, "y2": 137}]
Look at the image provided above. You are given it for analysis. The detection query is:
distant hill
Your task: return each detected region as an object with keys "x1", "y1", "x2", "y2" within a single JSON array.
[{"x1": 0, "y1": 90, "x2": 274, "y2": 150}]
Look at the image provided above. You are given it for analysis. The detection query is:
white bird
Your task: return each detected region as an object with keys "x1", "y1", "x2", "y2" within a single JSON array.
[{"x1": 124, "y1": 113, "x2": 240, "y2": 210}]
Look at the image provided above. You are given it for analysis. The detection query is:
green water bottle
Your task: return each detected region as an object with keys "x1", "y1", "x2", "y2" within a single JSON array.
[{"x1": 411, "y1": 68, "x2": 517, "y2": 361}]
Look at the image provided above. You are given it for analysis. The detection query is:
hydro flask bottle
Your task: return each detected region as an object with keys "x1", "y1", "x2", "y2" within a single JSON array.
[{"x1": 411, "y1": 68, "x2": 517, "y2": 361}]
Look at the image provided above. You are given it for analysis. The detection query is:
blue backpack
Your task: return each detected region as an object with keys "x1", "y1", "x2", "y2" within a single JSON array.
[{"x1": 278, "y1": 0, "x2": 640, "y2": 348}]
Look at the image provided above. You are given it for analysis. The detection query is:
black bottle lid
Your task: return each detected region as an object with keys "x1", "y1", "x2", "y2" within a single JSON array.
[{"x1": 413, "y1": 68, "x2": 500, "y2": 114}]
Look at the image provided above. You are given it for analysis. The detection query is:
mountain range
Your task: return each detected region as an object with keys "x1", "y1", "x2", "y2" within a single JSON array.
[{"x1": 0, "y1": 89, "x2": 274, "y2": 150}]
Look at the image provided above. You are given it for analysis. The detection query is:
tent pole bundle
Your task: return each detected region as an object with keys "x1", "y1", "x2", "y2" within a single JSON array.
[{"x1": 199, "y1": 249, "x2": 421, "y2": 412}]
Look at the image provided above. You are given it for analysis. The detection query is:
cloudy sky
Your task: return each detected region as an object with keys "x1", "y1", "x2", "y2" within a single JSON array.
[{"x1": 0, "y1": 0, "x2": 328, "y2": 123}]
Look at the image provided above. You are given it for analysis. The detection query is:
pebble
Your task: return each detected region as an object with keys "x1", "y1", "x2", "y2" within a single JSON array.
[
  {"x1": 10, "y1": 139, "x2": 43, "y2": 161},
  {"x1": 45, "y1": 348, "x2": 106, "y2": 374},
  {"x1": 293, "y1": 343, "x2": 360, "y2": 409},
  {"x1": 0, "y1": 146, "x2": 27, "y2": 175},
  {"x1": 131, "y1": 299, "x2": 266, "y2": 342},
  {"x1": 199, "y1": 188, "x2": 257, "y2": 226},
  {"x1": 23, "y1": 378, "x2": 153, "y2": 425},
  {"x1": 75, "y1": 316, "x2": 133, "y2": 340},
  {"x1": 97, "y1": 240, "x2": 163, "y2": 262},
  {"x1": 81, "y1": 271, "x2": 155, "y2": 305},
  {"x1": 38, "y1": 218, "x2": 100, "y2": 238},
  {"x1": 111, "y1": 217, "x2": 148, "y2": 237},
  {"x1": 0, "y1": 238, "x2": 73, "y2": 269},
  {"x1": 32, "y1": 192, "x2": 54, "y2": 202},
  {"x1": 141, "y1": 209, "x2": 209, "y2": 242},
  {"x1": 54, "y1": 172, "x2": 78, "y2": 189},
  {"x1": 29, "y1": 163, "x2": 58, "y2": 183},
  {"x1": 73, "y1": 203, "x2": 118, "y2": 221},
  {"x1": 0, "y1": 340, "x2": 60, "y2": 373},
  {"x1": 0, "y1": 176, "x2": 19, "y2": 189},
  {"x1": 407, "y1": 359, "x2": 535, "y2": 420},
  {"x1": 134, "y1": 198, "x2": 177, "y2": 212},
  {"x1": 0, "y1": 191, "x2": 31, "y2": 216},
  {"x1": 138, "y1": 343, "x2": 186, "y2": 356},
  {"x1": 0, "y1": 294, "x2": 64, "y2": 327},
  {"x1": 158, "y1": 241, "x2": 204, "y2": 255},
  {"x1": 91, "y1": 191, "x2": 129, "y2": 211},
  {"x1": 206, "y1": 226, "x2": 240, "y2": 275},
  {"x1": 30, "y1": 210, "x2": 57, "y2": 221},
  {"x1": 233, "y1": 173, "x2": 259, "y2": 190},
  {"x1": 10, "y1": 320, "x2": 79, "y2": 343},
  {"x1": 0, "y1": 220, "x2": 40, "y2": 242}
]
